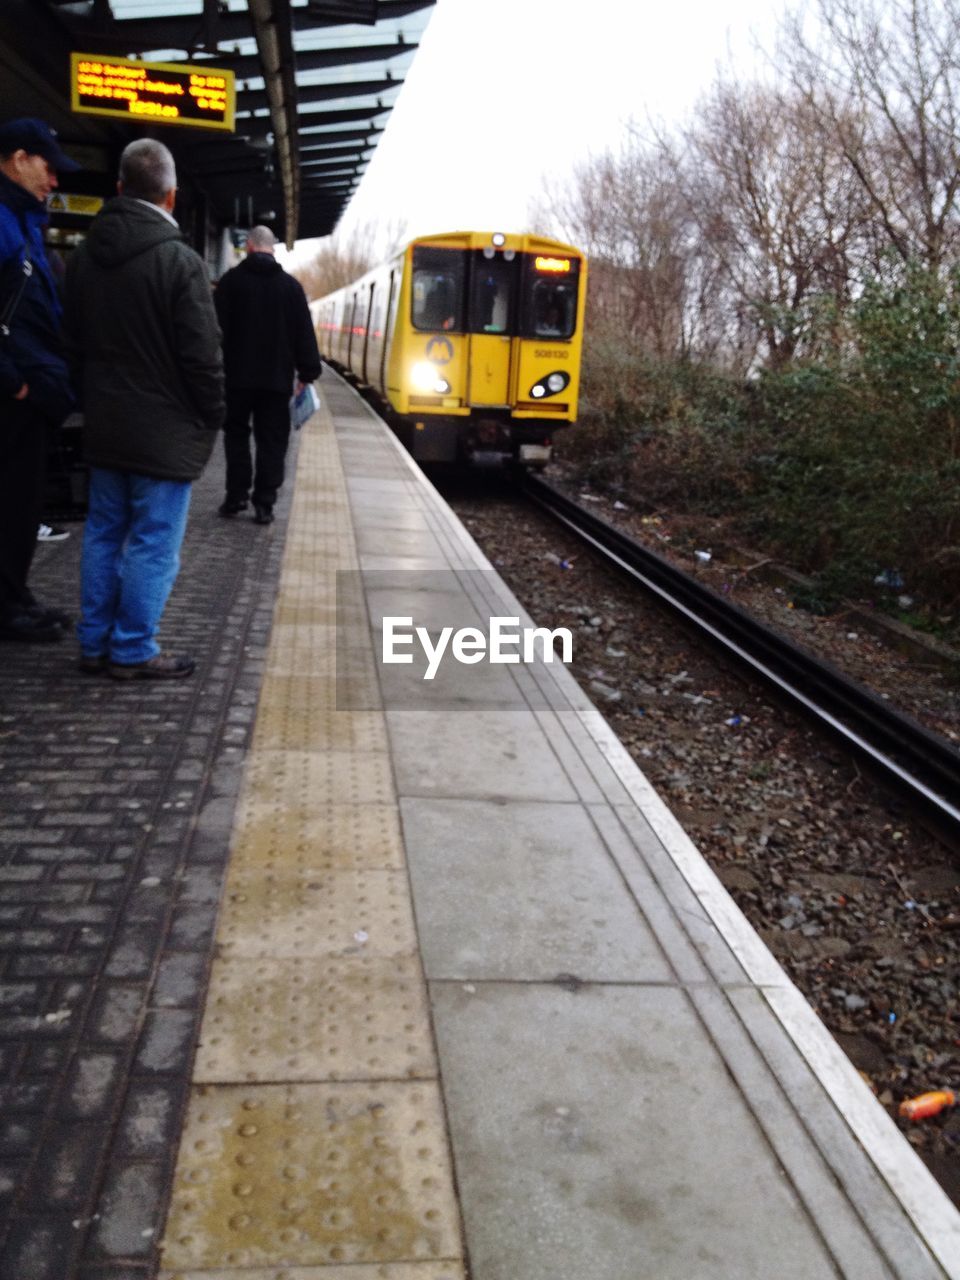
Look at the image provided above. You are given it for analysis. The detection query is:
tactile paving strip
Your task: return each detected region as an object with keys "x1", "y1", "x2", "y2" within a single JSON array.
[
  {"x1": 161, "y1": 1264, "x2": 465, "y2": 1279},
  {"x1": 162, "y1": 396, "x2": 464, "y2": 1276},
  {"x1": 162, "y1": 1082, "x2": 461, "y2": 1270},
  {"x1": 195, "y1": 954, "x2": 434, "y2": 1083},
  {"x1": 242, "y1": 748, "x2": 396, "y2": 810},
  {"x1": 228, "y1": 802, "x2": 405, "y2": 872},
  {"x1": 215, "y1": 869, "x2": 419, "y2": 960},
  {"x1": 254, "y1": 678, "x2": 388, "y2": 753}
]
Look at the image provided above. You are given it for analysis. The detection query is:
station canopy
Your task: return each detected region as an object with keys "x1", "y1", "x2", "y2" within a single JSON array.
[{"x1": 0, "y1": 1, "x2": 435, "y2": 243}]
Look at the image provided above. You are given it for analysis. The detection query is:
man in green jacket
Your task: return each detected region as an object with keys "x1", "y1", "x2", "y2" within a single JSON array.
[{"x1": 63, "y1": 138, "x2": 224, "y2": 679}]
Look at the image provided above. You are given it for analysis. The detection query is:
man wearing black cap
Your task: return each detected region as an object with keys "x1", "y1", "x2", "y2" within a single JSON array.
[{"x1": 0, "y1": 117, "x2": 78, "y2": 643}]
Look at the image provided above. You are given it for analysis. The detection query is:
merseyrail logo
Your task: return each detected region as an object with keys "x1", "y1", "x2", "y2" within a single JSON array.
[
  {"x1": 425, "y1": 336, "x2": 454, "y2": 364},
  {"x1": 382, "y1": 616, "x2": 573, "y2": 681}
]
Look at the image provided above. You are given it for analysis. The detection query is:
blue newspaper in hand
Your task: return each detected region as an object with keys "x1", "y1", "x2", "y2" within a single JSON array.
[{"x1": 290, "y1": 382, "x2": 320, "y2": 429}]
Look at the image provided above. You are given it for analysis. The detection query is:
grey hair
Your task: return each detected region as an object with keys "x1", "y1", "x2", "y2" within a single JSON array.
[
  {"x1": 119, "y1": 138, "x2": 176, "y2": 203},
  {"x1": 247, "y1": 224, "x2": 277, "y2": 250}
]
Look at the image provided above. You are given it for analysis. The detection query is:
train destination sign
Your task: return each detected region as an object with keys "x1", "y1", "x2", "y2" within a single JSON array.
[{"x1": 70, "y1": 53, "x2": 235, "y2": 132}]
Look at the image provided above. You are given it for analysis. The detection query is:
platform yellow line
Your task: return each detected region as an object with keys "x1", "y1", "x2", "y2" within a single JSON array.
[{"x1": 159, "y1": 397, "x2": 466, "y2": 1279}]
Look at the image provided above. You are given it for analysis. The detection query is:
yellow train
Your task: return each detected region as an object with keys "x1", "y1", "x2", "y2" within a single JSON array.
[{"x1": 311, "y1": 230, "x2": 587, "y2": 466}]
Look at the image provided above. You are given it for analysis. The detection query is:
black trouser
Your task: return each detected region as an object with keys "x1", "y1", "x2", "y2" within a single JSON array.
[
  {"x1": 222, "y1": 387, "x2": 291, "y2": 510},
  {"x1": 0, "y1": 400, "x2": 48, "y2": 619}
]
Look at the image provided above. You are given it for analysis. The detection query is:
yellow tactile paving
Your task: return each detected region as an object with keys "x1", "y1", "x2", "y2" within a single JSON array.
[
  {"x1": 228, "y1": 802, "x2": 405, "y2": 872},
  {"x1": 254, "y1": 681, "x2": 388, "y2": 753},
  {"x1": 242, "y1": 747, "x2": 396, "y2": 810},
  {"x1": 162, "y1": 1082, "x2": 460, "y2": 1270},
  {"x1": 215, "y1": 869, "x2": 419, "y2": 960},
  {"x1": 266, "y1": 624, "x2": 340, "y2": 677},
  {"x1": 195, "y1": 954, "x2": 434, "y2": 1083},
  {"x1": 159, "y1": 397, "x2": 465, "y2": 1276},
  {"x1": 161, "y1": 1262, "x2": 465, "y2": 1279}
]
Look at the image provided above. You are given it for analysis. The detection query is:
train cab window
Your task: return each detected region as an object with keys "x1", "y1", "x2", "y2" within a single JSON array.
[
  {"x1": 412, "y1": 246, "x2": 464, "y2": 331},
  {"x1": 529, "y1": 279, "x2": 577, "y2": 338},
  {"x1": 469, "y1": 255, "x2": 514, "y2": 334}
]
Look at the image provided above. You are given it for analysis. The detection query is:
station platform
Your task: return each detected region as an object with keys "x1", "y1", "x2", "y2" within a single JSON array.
[{"x1": 1, "y1": 374, "x2": 959, "y2": 1280}]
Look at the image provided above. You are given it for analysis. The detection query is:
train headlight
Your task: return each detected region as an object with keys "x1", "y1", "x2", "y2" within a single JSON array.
[
  {"x1": 412, "y1": 362, "x2": 451, "y2": 395},
  {"x1": 492, "y1": 232, "x2": 506, "y2": 247},
  {"x1": 412, "y1": 361, "x2": 438, "y2": 391},
  {"x1": 528, "y1": 369, "x2": 570, "y2": 399}
]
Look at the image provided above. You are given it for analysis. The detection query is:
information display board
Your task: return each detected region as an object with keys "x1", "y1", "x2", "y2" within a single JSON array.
[{"x1": 70, "y1": 52, "x2": 235, "y2": 132}]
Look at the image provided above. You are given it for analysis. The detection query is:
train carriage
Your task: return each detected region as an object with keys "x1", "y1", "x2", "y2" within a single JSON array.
[{"x1": 312, "y1": 230, "x2": 587, "y2": 466}]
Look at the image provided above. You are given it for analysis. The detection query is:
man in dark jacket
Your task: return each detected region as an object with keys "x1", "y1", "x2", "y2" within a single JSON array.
[
  {"x1": 0, "y1": 117, "x2": 79, "y2": 643},
  {"x1": 63, "y1": 138, "x2": 224, "y2": 679},
  {"x1": 215, "y1": 224, "x2": 320, "y2": 525}
]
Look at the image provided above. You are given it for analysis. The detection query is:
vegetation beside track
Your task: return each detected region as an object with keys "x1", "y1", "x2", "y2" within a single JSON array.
[
  {"x1": 540, "y1": 0, "x2": 960, "y2": 626},
  {"x1": 560, "y1": 261, "x2": 960, "y2": 622}
]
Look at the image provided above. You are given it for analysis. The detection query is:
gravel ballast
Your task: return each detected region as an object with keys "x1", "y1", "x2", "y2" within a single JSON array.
[{"x1": 442, "y1": 470, "x2": 960, "y2": 1209}]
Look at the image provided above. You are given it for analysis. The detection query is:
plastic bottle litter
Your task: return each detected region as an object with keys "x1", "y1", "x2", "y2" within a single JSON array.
[{"x1": 898, "y1": 1089, "x2": 955, "y2": 1121}]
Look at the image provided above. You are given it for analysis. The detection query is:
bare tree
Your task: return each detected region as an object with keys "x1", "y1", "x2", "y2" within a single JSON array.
[
  {"x1": 782, "y1": 0, "x2": 960, "y2": 270},
  {"x1": 291, "y1": 217, "x2": 406, "y2": 299},
  {"x1": 540, "y1": 135, "x2": 721, "y2": 360},
  {"x1": 679, "y1": 80, "x2": 867, "y2": 368}
]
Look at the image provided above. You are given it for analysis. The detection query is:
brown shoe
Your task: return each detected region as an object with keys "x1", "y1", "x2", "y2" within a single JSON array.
[{"x1": 109, "y1": 653, "x2": 196, "y2": 681}]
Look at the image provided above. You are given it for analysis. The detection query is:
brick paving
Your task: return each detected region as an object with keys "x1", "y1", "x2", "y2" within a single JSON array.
[{"x1": 0, "y1": 441, "x2": 296, "y2": 1279}]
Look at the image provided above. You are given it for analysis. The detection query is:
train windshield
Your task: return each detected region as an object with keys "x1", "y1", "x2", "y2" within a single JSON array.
[
  {"x1": 521, "y1": 257, "x2": 580, "y2": 339},
  {"x1": 469, "y1": 254, "x2": 514, "y2": 334},
  {"x1": 411, "y1": 244, "x2": 579, "y2": 338},
  {"x1": 411, "y1": 247, "x2": 464, "y2": 331}
]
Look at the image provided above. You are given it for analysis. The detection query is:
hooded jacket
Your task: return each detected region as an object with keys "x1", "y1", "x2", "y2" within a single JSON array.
[
  {"x1": 215, "y1": 251, "x2": 321, "y2": 394},
  {"x1": 63, "y1": 196, "x2": 224, "y2": 482},
  {"x1": 0, "y1": 169, "x2": 75, "y2": 425}
]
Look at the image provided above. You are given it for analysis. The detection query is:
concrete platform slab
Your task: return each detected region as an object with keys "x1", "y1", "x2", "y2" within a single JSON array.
[
  {"x1": 429, "y1": 981, "x2": 841, "y2": 1280},
  {"x1": 401, "y1": 797, "x2": 673, "y2": 982},
  {"x1": 386, "y1": 708, "x2": 579, "y2": 802}
]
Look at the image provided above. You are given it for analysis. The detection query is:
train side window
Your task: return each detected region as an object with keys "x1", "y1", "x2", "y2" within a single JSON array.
[
  {"x1": 411, "y1": 246, "x2": 464, "y2": 331},
  {"x1": 529, "y1": 279, "x2": 577, "y2": 338}
]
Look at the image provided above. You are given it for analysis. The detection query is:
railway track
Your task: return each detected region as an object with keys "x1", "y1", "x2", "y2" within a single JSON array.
[{"x1": 520, "y1": 472, "x2": 960, "y2": 840}]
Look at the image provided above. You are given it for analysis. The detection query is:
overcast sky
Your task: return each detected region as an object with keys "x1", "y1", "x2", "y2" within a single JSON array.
[{"x1": 285, "y1": 0, "x2": 786, "y2": 264}]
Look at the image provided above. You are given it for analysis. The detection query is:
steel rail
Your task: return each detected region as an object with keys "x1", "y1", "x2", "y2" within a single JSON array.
[{"x1": 521, "y1": 473, "x2": 960, "y2": 832}]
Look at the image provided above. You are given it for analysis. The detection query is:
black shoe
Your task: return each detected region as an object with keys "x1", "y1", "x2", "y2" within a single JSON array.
[
  {"x1": 0, "y1": 612, "x2": 64, "y2": 643},
  {"x1": 109, "y1": 653, "x2": 196, "y2": 680},
  {"x1": 28, "y1": 602, "x2": 73, "y2": 628},
  {"x1": 78, "y1": 653, "x2": 108, "y2": 675},
  {"x1": 218, "y1": 499, "x2": 249, "y2": 517},
  {"x1": 253, "y1": 504, "x2": 274, "y2": 525}
]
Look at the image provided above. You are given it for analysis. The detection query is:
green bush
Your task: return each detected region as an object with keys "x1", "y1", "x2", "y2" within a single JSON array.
[{"x1": 560, "y1": 263, "x2": 960, "y2": 609}]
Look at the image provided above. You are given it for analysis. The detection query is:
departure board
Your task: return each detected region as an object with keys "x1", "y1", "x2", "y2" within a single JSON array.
[{"x1": 70, "y1": 53, "x2": 235, "y2": 132}]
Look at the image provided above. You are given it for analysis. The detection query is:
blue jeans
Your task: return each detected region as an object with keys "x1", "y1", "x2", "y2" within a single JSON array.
[{"x1": 77, "y1": 468, "x2": 192, "y2": 664}]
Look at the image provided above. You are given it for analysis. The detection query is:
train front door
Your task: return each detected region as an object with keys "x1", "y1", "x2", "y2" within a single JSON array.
[{"x1": 467, "y1": 255, "x2": 514, "y2": 406}]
